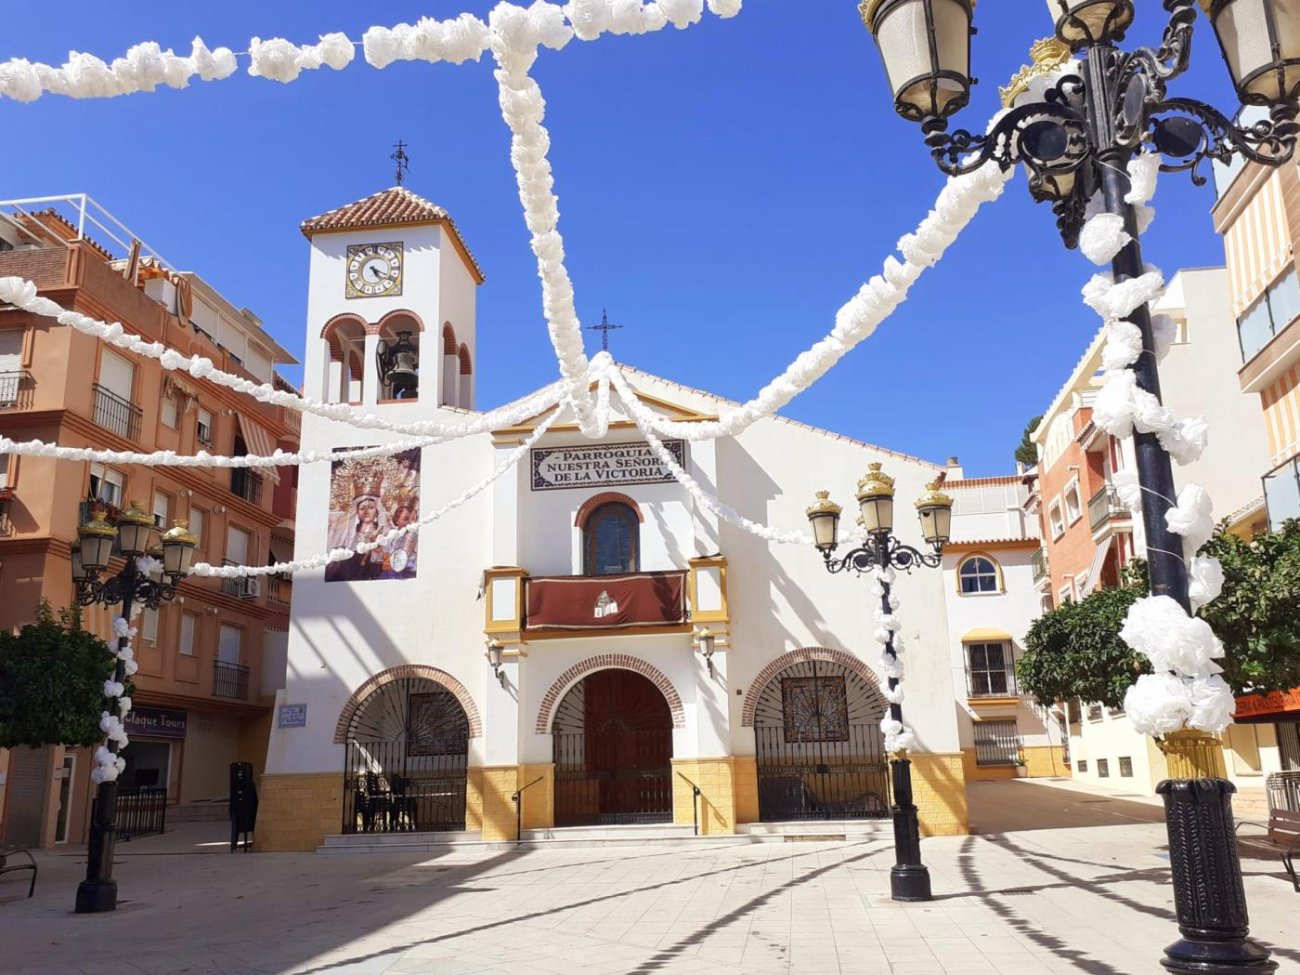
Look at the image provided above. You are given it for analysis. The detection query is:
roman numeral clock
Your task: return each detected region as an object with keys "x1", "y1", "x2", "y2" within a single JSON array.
[{"x1": 345, "y1": 242, "x2": 403, "y2": 298}]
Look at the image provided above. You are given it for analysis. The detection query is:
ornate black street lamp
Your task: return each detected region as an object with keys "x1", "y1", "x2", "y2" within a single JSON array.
[
  {"x1": 73, "y1": 501, "x2": 196, "y2": 914},
  {"x1": 807, "y1": 463, "x2": 952, "y2": 902},
  {"x1": 859, "y1": 0, "x2": 1298, "y2": 969}
]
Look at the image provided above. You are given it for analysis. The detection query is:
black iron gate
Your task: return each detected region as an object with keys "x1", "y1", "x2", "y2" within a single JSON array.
[
  {"x1": 553, "y1": 729, "x2": 672, "y2": 825},
  {"x1": 342, "y1": 678, "x2": 469, "y2": 834},
  {"x1": 753, "y1": 659, "x2": 890, "y2": 821}
]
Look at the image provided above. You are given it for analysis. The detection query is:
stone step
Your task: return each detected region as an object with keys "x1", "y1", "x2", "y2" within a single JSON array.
[
  {"x1": 168, "y1": 802, "x2": 229, "y2": 823},
  {"x1": 736, "y1": 820, "x2": 890, "y2": 842},
  {"x1": 520, "y1": 823, "x2": 695, "y2": 842}
]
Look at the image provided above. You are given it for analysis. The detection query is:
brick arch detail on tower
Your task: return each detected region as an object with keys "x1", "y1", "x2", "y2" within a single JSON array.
[
  {"x1": 333, "y1": 664, "x2": 483, "y2": 743},
  {"x1": 535, "y1": 654, "x2": 685, "y2": 733},
  {"x1": 374, "y1": 308, "x2": 427, "y2": 335},
  {"x1": 574, "y1": 492, "x2": 645, "y2": 528},
  {"x1": 442, "y1": 322, "x2": 457, "y2": 355},
  {"x1": 321, "y1": 313, "x2": 367, "y2": 362},
  {"x1": 740, "y1": 647, "x2": 882, "y2": 727},
  {"x1": 458, "y1": 343, "x2": 472, "y2": 376}
]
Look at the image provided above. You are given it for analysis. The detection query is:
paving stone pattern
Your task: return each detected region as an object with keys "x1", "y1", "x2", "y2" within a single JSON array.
[{"x1": 0, "y1": 780, "x2": 1297, "y2": 975}]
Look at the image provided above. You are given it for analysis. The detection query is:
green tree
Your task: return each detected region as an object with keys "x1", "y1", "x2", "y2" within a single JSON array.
[
  {"x1": 0, "y1": 601, "x2": 117, "y2": 749},
  {"x1": 1017, "y1": 581, "x2": 1149, "y2": 710},
  {"x1": 1199, "y1": 520, "x2": 1300, "y2": 694},
  {"x1": 1014, "y1": 415, "x2": 1043, "y2": 468}
]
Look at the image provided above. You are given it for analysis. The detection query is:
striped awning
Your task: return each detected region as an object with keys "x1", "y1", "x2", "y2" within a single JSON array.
[
  {"x1": 236, "y1": 413, "x2": 281, "y2": 484},
  {"x1": 1223, "y1": 169, "x2": 1292, "y2": 315}
]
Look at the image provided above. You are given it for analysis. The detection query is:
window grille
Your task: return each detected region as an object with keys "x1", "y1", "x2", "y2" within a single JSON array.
[
  {"x1": 1077, "y1": 759, "x2": 1088, "y2": 773},
  {"x1": 973, "y1": 719, "x2": 1021, "y2": 767},
  {"x1": 1119, "y1": 756, "x2": 1133, "y2": 777},
  {"x1": 966, "y1": 642, "x2": 1015, "y2": 696},
  {"x1": 1097, "y1": 758, "x2": 1110, "y2": 778}
]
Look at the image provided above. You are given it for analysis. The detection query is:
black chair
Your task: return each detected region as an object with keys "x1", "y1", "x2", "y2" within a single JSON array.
[{"x1": 0, "y1": 847, "x2": 36, "y2": 898}]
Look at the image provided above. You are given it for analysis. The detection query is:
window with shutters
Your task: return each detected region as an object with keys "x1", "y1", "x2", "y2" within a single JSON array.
[
  {"x1": 0, "y1": 450, "x2": 9, "y2": 491},
  {"x1": 179, "y1": 613, "x2": 197, "y2": 656},
  {"x1": 89, "y1": 463, "x2": 125, "y2": 507},
  {"x1": 188, "y1": 507, "x2": 206, "y2": 554},
  {"x1": 160, "y1": 392, "x2": 179, "y2": 429},
  {"x1": 142, "y1": 607, "x2": 159, "y2": 645},
  {"x1": 0, "y1": 330, "x2": 26, "y2": 409},
  {"x1": 153, "y1": 491, "x2": 171, "y2": 528},
  {"x1": 196, "y1": 408, "x2": 213, "y2": 447},
  {"x1": 218, "y1": 624, "x2": 242, "y2": 664}
]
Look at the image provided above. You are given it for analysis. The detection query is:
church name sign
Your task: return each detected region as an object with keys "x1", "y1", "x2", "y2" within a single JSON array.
[{"x1": 531, "y1": 440, "x2": 685, "y2": 491}]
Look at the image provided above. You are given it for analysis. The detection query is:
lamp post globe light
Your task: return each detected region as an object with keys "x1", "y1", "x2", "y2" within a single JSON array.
[
  {"x1": 807, "y1": 463, "x2": 952, "y2": 902},
  {"x1": 860, "y1": 1, "x2": 1298, "y2": 970},
  {"x1": 72, "y1": 501, "x2": 196, "y2": 914}
]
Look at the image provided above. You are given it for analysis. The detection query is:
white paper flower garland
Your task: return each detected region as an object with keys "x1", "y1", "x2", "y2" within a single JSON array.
[
  {"x1": 873, "y1": 567, "x2": 914, "y2": 754},
  {"x1": 1073, "y1": 153, "x2": 1235, "y2": 738},
  {"x1": 92, "y1": 613, "x2": 140, "y2": 784}
]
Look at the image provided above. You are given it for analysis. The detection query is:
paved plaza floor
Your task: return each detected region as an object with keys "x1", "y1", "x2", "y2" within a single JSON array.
[{"x1": 0, "y1": 779, "x2": 1296, "y2": 975}]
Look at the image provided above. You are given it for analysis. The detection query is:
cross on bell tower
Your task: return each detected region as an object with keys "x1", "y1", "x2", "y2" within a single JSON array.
[
  {"x1": 391, "y1": 141, "x2": 411, "y2": 186},
  {"x1": 587, "y1": 309, "x2": 623, "y2": 353}
]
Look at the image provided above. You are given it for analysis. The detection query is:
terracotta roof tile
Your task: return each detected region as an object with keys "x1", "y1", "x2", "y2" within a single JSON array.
[{"x1": 300, "y1": 186, "x2": 484, "y2": 282}]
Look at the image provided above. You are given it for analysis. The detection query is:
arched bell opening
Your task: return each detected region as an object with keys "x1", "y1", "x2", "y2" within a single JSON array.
[
  {"x1": 752, "y1": 658, "x2": 891, "y2": 822},
  {"x1": 342, "y1": 675, "x2": 469, "y2": 834},
  {"x1": 376, "y1": 313, "x2": 422, "y2": 401},
  {"x1": 551, "y1": 669, "x2": 674, "y2": 826}
]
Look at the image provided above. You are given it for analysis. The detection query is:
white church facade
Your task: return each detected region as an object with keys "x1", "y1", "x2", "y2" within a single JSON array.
[{"x1": 258, "y1": 187, "x2": 1049, "y2": 850}]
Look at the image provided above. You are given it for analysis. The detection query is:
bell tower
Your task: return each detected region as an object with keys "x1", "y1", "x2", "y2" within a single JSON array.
[{"x1": 299, "y1": 185, "x2": 484, "y2": 411}]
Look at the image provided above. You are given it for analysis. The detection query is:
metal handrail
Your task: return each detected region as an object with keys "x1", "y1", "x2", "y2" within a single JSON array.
[
  {"x1": 510, "y1": 775, "x2": 547, "y2": 846},
  {"x1": 92, "y1": 384, "x2": 142, "y2": 440},
  {"x1": 1088, "y1": 486, "x2": 1124, "y2": 531},
  {"x1": 676, "y1": 771, "x2": 702, "y2": 837}
]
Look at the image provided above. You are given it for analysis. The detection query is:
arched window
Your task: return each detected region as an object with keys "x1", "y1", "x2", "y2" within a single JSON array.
[
  {"x1": 958, "y1": 555, "x2": 1000, "y2": 594},
  {"x1": 583, "y1": 502, "x2": 639, "y2": 576}
]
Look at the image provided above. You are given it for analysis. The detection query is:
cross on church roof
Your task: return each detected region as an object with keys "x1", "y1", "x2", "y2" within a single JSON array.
[
  {"x1": 390, "y1": 141, "x2": 411, "y2": 186},
  {"x1": 587, "y1": 309, "x2": 623, "y2": 353}
]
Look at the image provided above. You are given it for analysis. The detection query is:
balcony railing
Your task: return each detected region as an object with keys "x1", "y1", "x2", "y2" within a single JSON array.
[
  {"x1": 266, "y1": 574, "x2": 291, "y2": 606},
  {"x1": 92, "y1": 384, "x2": 142, "y2": 440},
  {"x1": 524, "y1": 570, "x2": 688, "y2": 631},
  {"x1": 230, "y1": 469, "x2": 263, "y2": 505},
  {"x1": 0, "y1": 370, "x2": 33, "y2": 410},
  {"x1": 1088, "y1": 486, "x2": 1126, "y2": 531},
  {"x1": 1030, "y1": 547, "x2": 1048, "y2": 585},
  {"x1": 213, "y1": 660, "x2": 250, "y2": 700}
]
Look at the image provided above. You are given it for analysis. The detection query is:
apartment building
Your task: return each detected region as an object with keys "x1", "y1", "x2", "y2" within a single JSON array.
[
  {"x1": 1207, "y1": 131, "x2": 1300, "y2": 772},
  {"x1": 0, "y1": 195, "x2": 299, "y2": 848},
  {"x1": 939, "y1": 460, "x2": 1066, "y2": 783},
  {"x1": 1029, "y1": 262, "x2": 1291, "y2": 797}
]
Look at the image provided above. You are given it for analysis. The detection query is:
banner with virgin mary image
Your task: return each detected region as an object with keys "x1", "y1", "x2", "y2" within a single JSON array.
[{"x1": 325, "y1": 448, "x2": 420, "y2": 582}]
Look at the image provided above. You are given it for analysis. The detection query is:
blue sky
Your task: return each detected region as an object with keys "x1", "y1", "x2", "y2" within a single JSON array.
[{"x1": 1, "y1": 3, "x2": 1241, "y2": 476}]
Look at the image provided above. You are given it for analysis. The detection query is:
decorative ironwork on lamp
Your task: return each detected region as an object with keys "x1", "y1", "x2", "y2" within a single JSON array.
[{"x1": 859, "y1": 0, "x2": 976, "y2": 122}]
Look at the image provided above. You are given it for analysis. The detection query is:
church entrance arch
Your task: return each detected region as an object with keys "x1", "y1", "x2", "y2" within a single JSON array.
[
  {"x1": 750, "y1": 654, "x2": 890, "y2": 822},
  {"x1": 341, "y1": 676, "x2": 469, "y2": 835},
  {"x1": 551, "y1": 669, "x2": 673, "y2": 826}
]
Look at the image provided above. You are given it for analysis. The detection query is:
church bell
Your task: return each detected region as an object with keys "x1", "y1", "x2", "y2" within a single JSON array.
[{"x1": 377, "y1": 330, "x2": 420, "y2": 399}]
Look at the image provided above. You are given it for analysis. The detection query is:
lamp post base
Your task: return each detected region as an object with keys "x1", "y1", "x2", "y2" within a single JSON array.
[
  {"x1": 74, "y1": 878, "x2": 118, "y2": 914},
  {"x1": 1157, "y1": 779, "x2": 1275, "y2": 975},
  {"x1": 890, "y1": 863, "x2": 933, "y2": 902}
]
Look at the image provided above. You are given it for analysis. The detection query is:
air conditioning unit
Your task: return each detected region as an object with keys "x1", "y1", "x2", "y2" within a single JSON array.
[{"x1": 239, "y1": 578, "x2": 260, "y2": 599}]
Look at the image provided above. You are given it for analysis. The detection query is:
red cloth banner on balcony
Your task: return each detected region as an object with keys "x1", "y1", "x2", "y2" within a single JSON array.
[{"x1": 526, "y1": 571, "x2": 687, "y2": 630}]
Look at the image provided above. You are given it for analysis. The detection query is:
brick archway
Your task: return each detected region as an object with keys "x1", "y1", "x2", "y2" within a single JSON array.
[
  {"x1": 574, "y1": 491, "x2": 645, "y2": 527},
  {"x1": 374, "y1": 308, "x2": 427, "y2": 335},
  {"x1": 741, "y1": 647, "x2": 882, "y2": 727},
  {"x1": 536, "y1": 654, "x2": 685, "y2": 733},
  {"x1": 334, "y1": 665, "x2": 482, "y2": 742}
]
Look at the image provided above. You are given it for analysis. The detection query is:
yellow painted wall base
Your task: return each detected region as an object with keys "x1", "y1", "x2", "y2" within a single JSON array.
[
  {"x1": 733, "y1": 756, "x2": 759, "y2": 825},
  {"x1": 518, "y1": 764, "x2": 555, "y2": 831},
  {"x1": 961, "y1": 749, "x2": 1021, "y2": 782},
  {"x1": 672, "y1": 757, "x2": 742, "y2": 835},
  {"x1": 256, "y1": 772, "x2": 343, "y2": 852},
  {"x1": 909, "y1": 753, "x2": 969, "y2": 837},
  {"x1": 1023, "y1": 745, "x2": 1068, "y2": 779},
  {"x1": 468, "y1": 766, "x2": 519, "y2": 842}
]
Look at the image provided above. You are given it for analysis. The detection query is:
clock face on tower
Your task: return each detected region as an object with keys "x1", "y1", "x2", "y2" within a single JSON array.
[{"x1": 345, "y1": 242, "x2": 403, "y2": 299}]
